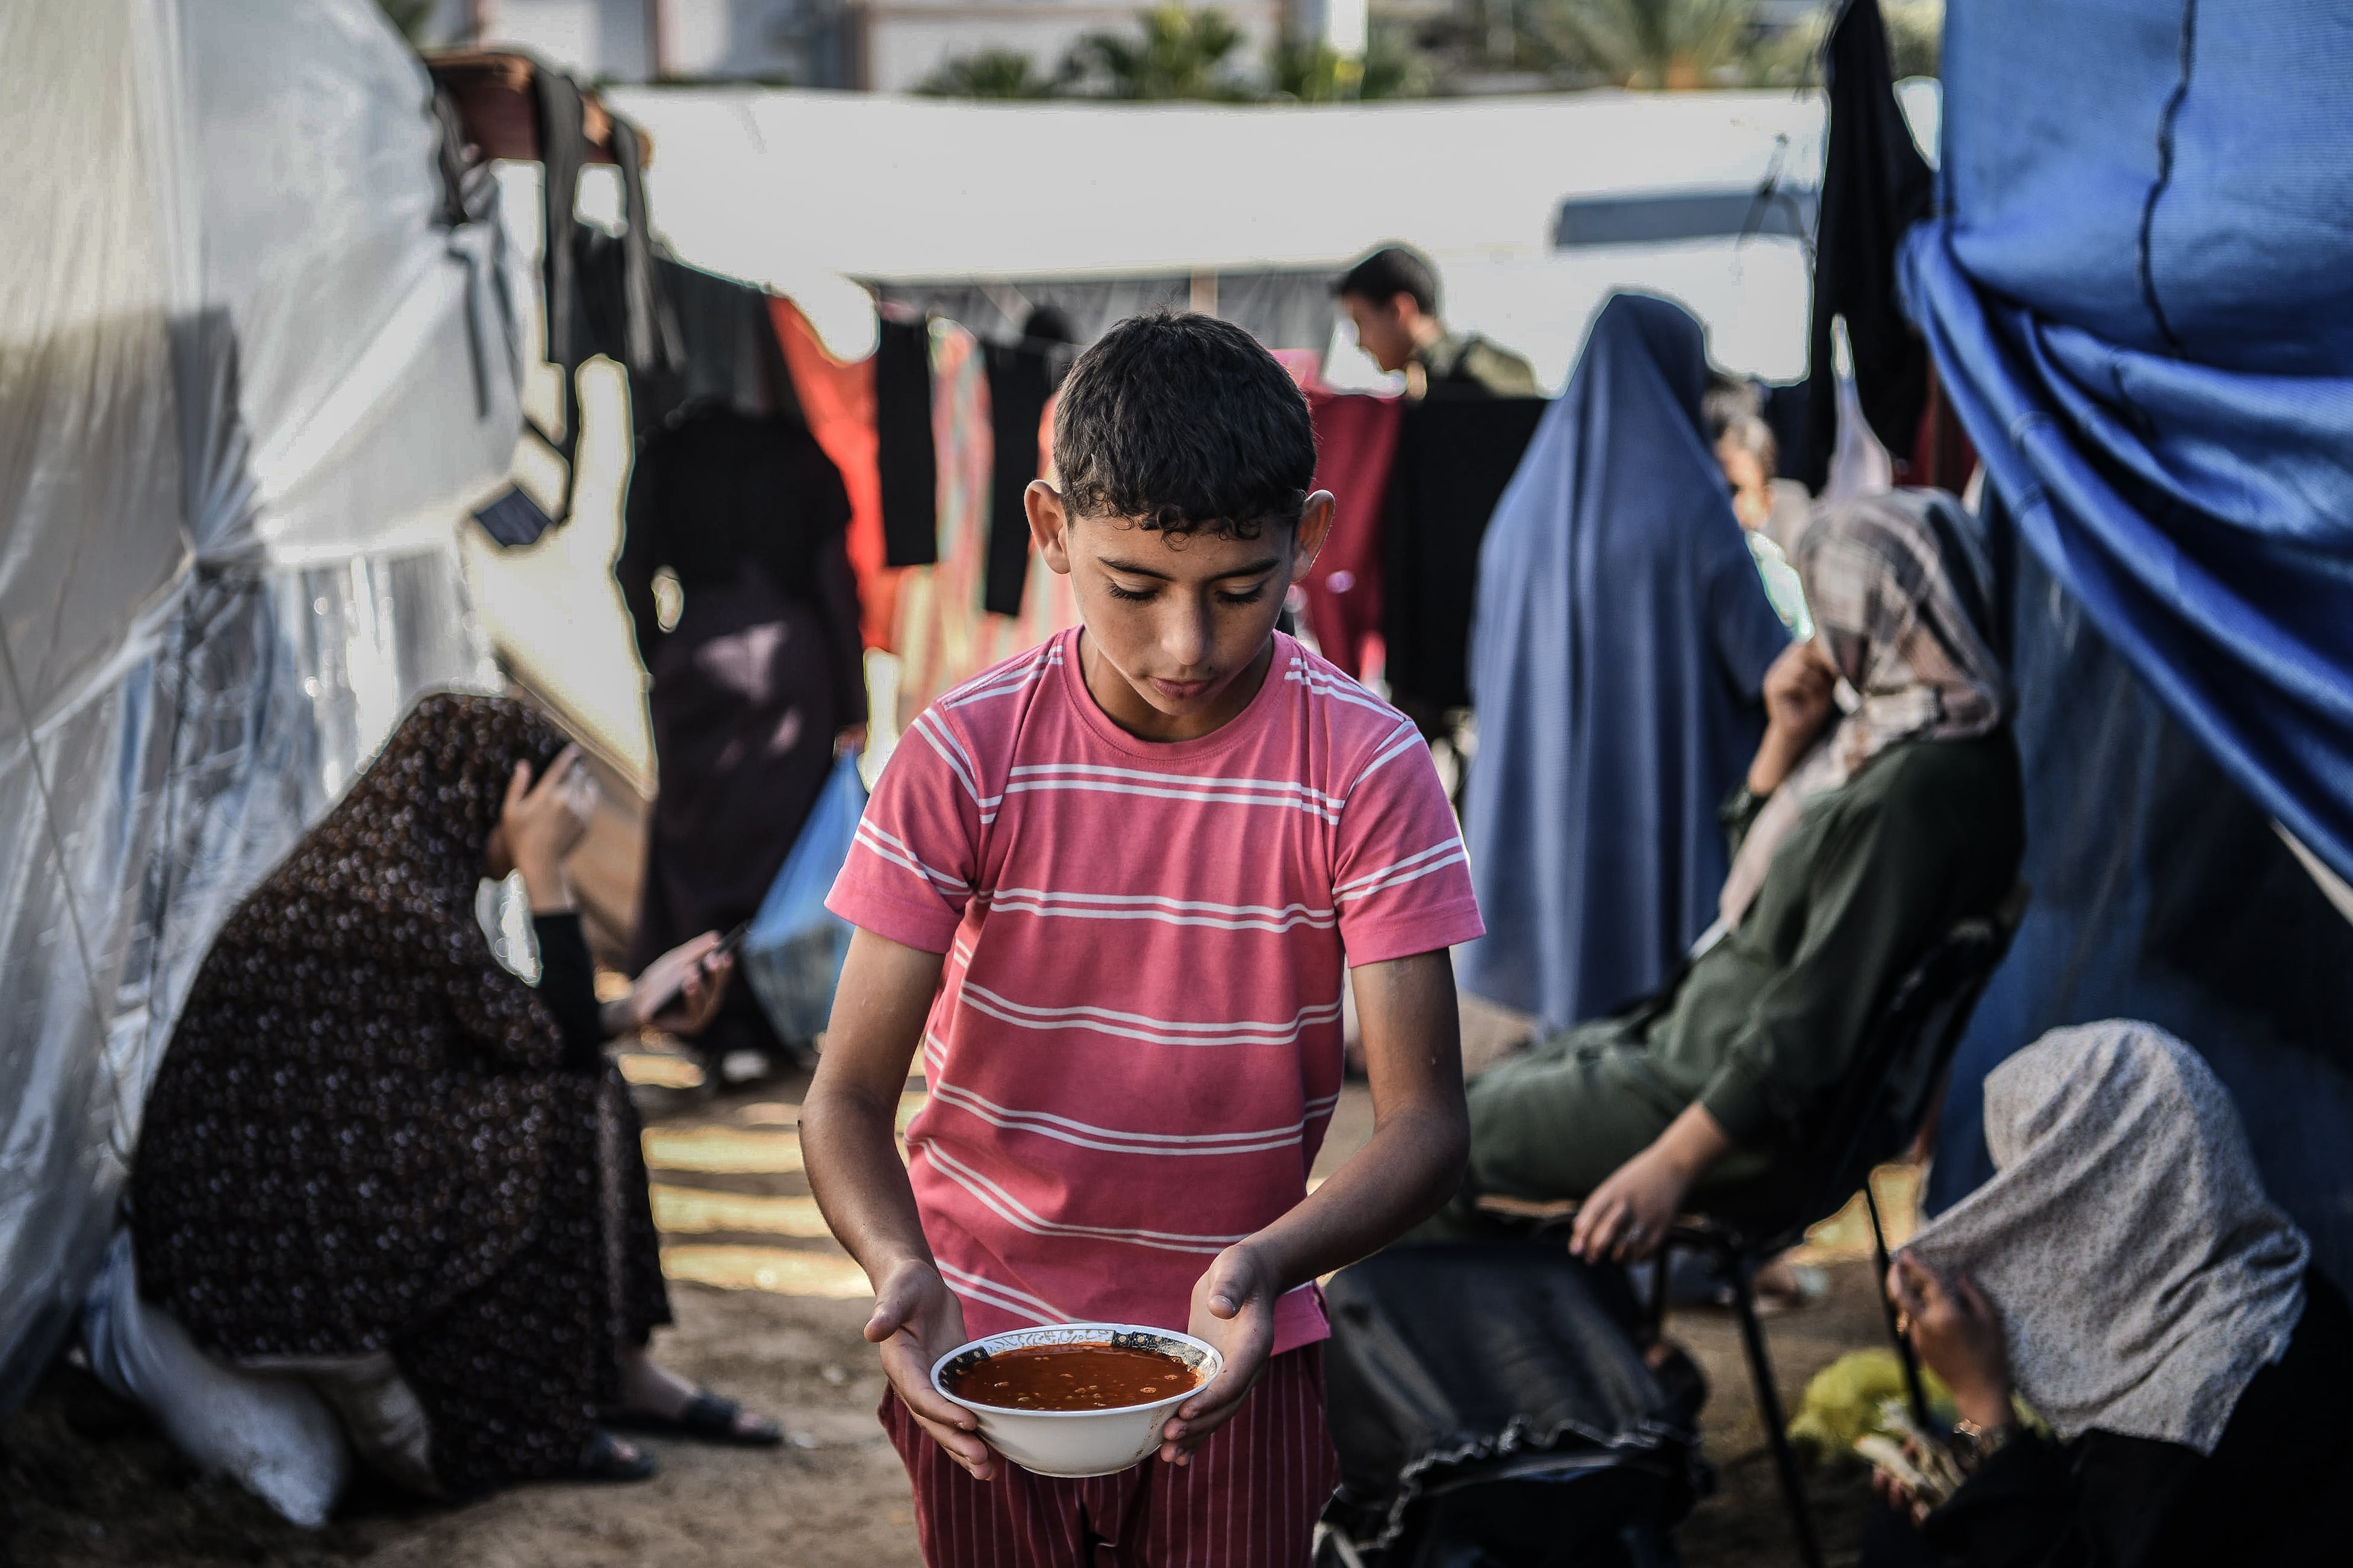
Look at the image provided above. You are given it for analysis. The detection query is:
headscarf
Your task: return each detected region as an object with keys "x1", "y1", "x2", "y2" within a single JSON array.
[
  {"x1": 296, "y1": 690, "x2": 572, "y2": 922},
  {"x1": 1718, "y1": 488, "x2": 2009, "y2": 926},
  {"x1": 134, "y1": 691, "x2": 579, "y2": 1354},
  {"x1": 1905, "y1": 1022, "x2": 2310, "y2": 1453}
]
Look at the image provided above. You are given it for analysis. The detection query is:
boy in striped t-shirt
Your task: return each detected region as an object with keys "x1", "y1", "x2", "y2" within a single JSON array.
[{"x1": 802, "y1": 313, "x2": 1484, "y2": 1562}]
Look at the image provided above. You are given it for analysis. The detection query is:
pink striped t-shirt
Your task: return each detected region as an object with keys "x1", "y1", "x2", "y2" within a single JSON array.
[{"x1": 827, "y1": 627, "x2": 1483, "y2": 1354}]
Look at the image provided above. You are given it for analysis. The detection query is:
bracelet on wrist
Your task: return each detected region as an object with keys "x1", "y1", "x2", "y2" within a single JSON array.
[{"x1": 1948, "y1": 1415, "x2": 2017, "y2": 1473}]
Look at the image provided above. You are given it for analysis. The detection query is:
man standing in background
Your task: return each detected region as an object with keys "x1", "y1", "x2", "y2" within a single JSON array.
[{"x1": 1335, "y1": 244, "x2": 1539, "y2": 398}]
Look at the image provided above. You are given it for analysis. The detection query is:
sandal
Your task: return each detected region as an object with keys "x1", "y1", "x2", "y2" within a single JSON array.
[
  {"x1": 576, "y1": 1429, "x2": 658, "y2": 1482},
  {"x1": 607, "y1": 1391, "x2": 784, "y2": 1448}
]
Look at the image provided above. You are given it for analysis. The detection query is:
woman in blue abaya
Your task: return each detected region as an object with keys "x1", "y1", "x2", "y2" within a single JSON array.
[{"x1": 1459, "y1": 293, "x2": 1791, "y2": 1028}]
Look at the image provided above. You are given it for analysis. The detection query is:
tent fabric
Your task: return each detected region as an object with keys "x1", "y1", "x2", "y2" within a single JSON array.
[
  {"x1": 0, "y1": 0, "x2": 519, "y2": 1407},
  {"x1": 1458, "y1": 295, "x2": 1787, "y2": 1028},
  {"x1": 1898, "y1": 0, "x2": 2353, "y2": 889},
  {"x1": 1930, "y1": 508, "x2": 2353, "y2": 1289}
]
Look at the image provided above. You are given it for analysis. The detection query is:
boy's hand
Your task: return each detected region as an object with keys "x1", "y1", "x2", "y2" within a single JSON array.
[
  {"x1": 1162, "y1": 1243, "x2": 1280, "y2": 1464},
  {"x1": 867, "y1": 1258, "x2": 993, "y2": 1479}
]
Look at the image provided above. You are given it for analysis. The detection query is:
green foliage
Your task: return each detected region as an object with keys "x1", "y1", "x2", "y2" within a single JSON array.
[
  {"x1": 375, "y1": 0, "x2": 440, "y2": 46},
  {"x1": 1536, "y1": 0, "x2": 1759, "y2": 88},
  {"x1": 1062, "y1": 5, "x2": 1256, "y2": 101},
  {"x1": 916, "y1": 48, "x2": 1066, "y2": 99},
  {"x1": 1270, "y1": 25, "x2": 1433, "y2": 102},
  {"x1": 916, "y1": 6, "x2": 1439, "y2": 104},
  {"x1": 1751, "y1": 1, "x2": 1943, "y2": 88}
]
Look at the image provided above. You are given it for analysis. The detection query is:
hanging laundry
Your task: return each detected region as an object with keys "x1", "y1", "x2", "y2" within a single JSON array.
[
  {"x1": 876, "y1": 314, "x2": 939, "y2": 568},
  {"x1": 981, "y1": 340, "x2": 1055, "y2": 617},
  {"x1": 1301, "y1": 388, "x2": 1402, "y2": 680},
  {"x1": 1802, "y1": 0, "x2": 1934, "y2": 490},
  {"x1": 1458, "y1": 294, "x2": 1792, "y2": 1029},
  {"x1": 891, "y1": 320, "x2": 1079, "y2": 726},
  {"x1": 617, "y1": 407, "x2": 867, "y2": 1062},
  {"x1": 1379, "y1": 396, "x2": 1550, "y2": 724},
  {"x1": 771, "y1": 296, "x2": 898, "y2": 649}
]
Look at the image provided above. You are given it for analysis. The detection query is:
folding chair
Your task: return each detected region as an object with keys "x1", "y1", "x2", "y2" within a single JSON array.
[{"x1": 1481, "y1": 882, "x2": 2027, "y2": 1568}]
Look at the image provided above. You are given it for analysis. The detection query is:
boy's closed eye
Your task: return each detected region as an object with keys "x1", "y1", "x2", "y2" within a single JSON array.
[{"x1": 1105, "y1": 580, "x2": 1273, "y2": 605}]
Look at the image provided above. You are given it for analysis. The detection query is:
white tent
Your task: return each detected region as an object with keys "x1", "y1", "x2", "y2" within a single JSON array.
[{"x1": 0, "y1": 0, "x2": 523, "y2": 1402}]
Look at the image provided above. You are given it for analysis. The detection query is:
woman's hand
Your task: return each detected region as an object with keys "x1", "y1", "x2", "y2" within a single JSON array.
[
  {"x1": 1571, "y1": 1145, "x2": 1694, "y2": 1263},
  {"x1": 1164, "y1": 1243, "x2": 1280, "y2": 1464},
  {"x1": 499, "y1": 745, "x2": 594, "y2": 910},
  {"x1": 1889, "y1": 1252, "x2": 2015, "y2": 1430},
  {"x1": 606, "y1": 933, "x2": 732, "y2": 1038},
  {"x1": 865, "y1": 1258, "x2": 990, "y2": 1479},
  {"x1": 1747, "y1": 640, "x2": 1839, "y2": 795}
]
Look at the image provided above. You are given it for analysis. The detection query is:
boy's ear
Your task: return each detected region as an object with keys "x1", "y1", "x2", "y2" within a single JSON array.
[
  {"x1": 1027, "y1": 481, "x2": 1072, "y2": 575},
  {"x1": 1289, "y1": 491, "x2": 1336, "y2": 584}
]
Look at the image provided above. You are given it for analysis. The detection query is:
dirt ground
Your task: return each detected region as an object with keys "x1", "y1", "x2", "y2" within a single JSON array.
[{"x1": 2, "y1": 1022, "x2": 1890, "y2": 1567}]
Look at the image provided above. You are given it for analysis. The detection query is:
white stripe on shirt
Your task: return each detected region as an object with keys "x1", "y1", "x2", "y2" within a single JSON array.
[
  {"x1": 929, "y1": 1079, "x2": 1317, "y2": 1156},
  {"x1": 984, "y1": 888, "x2": 1339, "y2": 933},
  {"x1": 937, "y1": 1260, "x2": 1070, "y2": 1326},
  {"x1": 1335, "y1": 839, "x2": 1468, "y2": 898},
  {"x1": 956, "y1": 982, "x2": 1344, "y2": 1048},
  {"x1": 922, "y1": 1146, "x2": 1251, "y2": 1254}
]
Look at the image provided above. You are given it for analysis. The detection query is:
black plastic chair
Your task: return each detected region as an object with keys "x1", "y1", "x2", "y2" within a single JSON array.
[{"x1": 1483, "y1": 882, "x2": 2028, "y2": 1568}]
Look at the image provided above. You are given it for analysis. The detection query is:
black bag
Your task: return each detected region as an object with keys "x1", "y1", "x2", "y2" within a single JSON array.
[{"x1": 1318, "y1": 1242, "x2": 1704, "y2": 1567}]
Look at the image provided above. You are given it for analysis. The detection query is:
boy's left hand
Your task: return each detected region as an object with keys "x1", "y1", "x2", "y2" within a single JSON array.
[{"x1": 1161, "y1": 1243, "x2": 1280, "y2": 1464}]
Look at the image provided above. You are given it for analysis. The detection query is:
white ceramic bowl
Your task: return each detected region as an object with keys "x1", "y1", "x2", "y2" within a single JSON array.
[{"x1": 931, "y1": 1324, "x2": 1223, "y2": 1478}]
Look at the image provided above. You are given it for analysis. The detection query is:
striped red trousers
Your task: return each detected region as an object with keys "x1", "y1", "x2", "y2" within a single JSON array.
[{"x1": 884, "y1": 1345, "x2": 1340, "y2": 1566}]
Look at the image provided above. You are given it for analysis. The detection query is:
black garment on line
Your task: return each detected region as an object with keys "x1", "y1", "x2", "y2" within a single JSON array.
[
  {"x1": 575, "y1": 233, "x2": 796, "y2": 437},
  {"x1": 875, "y1": 316, "x2": 939, "y2": 567},
  {"x1": 614, "y1": 408, "x2": 865, "y2": 727},
  {"x1": 1802, "y1": 0, "x2": 1936, "y2": 491},
  {"x1": 982, "y1": 341, "x2": 1055, "y2": 617},
  {"x1": 1379, "y1": 396, "x2": 1549, "y2": 719}
]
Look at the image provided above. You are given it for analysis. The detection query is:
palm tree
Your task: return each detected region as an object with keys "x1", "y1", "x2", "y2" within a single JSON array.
[
  {"x1": 917, "y1": 48, "x2": 1065, "y2": 98},
  {"x1": 1537, "y1": 0, "x2": 1758, "y2": 89},
  {"x1": 1061, "y1": 6, "x2": 1256, "y2": 101}
]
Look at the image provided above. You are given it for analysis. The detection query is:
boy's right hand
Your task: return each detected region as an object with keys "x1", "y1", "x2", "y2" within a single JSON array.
[{"x1": 867, "y1": 1258, "x2": 992, "y2": 1479}]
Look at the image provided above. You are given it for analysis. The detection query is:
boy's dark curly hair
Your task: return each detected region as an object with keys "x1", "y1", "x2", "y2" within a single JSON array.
[{"x1": 1051, "y1": 312, "x2": 1317, "y2": 540}]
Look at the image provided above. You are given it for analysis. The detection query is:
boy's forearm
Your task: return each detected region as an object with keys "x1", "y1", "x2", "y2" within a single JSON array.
[
  {"x1": 802, "y1": 1084, "x2": 937, "y2": 1279},
  {"x1": 1241, "y1": 1097, "x2": 1467, "y2": 1292}
]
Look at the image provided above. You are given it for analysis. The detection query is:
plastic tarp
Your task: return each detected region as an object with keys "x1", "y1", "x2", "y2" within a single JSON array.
[
  {"x1": 0, "y1": 0, "x2": 519, "y2": 1407},
  {"x1": 1929, "y1": 514, "x2": 2353, "y2": 1284},
  {"x1": 1900, "y1": 0, "x2": 2353, "y2": 887}
]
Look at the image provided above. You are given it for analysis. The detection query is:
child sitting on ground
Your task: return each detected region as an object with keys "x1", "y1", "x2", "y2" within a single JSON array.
[{"x1": 800, "y1": 312, "x2": 1484, "y2": 1562}]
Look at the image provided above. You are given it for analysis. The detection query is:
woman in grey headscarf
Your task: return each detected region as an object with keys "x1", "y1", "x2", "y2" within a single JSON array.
[{"x1": 1870, "y1": 1021, "x2": 2353, "y2": 1567}]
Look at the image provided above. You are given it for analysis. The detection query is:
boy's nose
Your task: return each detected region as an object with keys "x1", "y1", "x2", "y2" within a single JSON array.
[{"x1": 1162, "y1": 604, "x2": 1213, "y2": 672}]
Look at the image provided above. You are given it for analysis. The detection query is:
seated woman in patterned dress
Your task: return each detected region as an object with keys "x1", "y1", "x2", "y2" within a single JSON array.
[{"x1": 133, "y1": 693, "x2": 778, "y2": 1495}]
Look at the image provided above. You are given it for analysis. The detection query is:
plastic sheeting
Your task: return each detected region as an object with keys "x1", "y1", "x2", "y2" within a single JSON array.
[
  {"x1": 1, "y1": 0, "x2": 518, "y2": 1407},
  {"x1": 1928, "y1": 515, "x2": 2353, "y2": 1287},
  {"x1": 1900, "y1": 0, "x2": 2353, "y2": 888}
]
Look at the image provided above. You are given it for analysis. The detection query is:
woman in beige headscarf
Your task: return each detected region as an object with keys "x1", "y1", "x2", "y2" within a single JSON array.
[
  {"x1": 1433, "y1": 490, "x2": 2023, "y2": 1263},
  {"x1": 1870, "y1": 1021, "x2": 2352, "y2": 1567}
]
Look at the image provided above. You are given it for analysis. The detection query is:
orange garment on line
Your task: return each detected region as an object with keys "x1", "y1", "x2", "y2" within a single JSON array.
[{"x1": 770, "y1": 296, "x2": 900, "y2": 649}]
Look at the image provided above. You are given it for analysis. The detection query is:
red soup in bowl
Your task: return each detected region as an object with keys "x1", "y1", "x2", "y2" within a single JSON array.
[{"x1": 945, "y1": 1342, "x2": 1203, "y2": 1412}]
